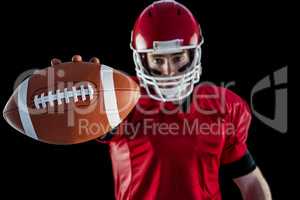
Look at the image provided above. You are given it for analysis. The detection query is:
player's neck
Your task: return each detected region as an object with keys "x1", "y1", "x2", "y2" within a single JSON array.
[{"x1": 172, "y1": 94, "x2": 193, "y2": 113}]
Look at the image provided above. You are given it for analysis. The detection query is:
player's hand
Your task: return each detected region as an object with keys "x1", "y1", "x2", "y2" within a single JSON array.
[{"x1": 50, "y1": 55, "x2": 100, "y2": 66}]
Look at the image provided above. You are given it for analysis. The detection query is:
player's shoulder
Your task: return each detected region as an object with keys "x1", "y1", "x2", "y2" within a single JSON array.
[
  {"x1": 193, "y1": 83, "x2": 250, "y2": 115},
  {"x1": 195, "y1": 83, "x2": 245, "y2": 101}
]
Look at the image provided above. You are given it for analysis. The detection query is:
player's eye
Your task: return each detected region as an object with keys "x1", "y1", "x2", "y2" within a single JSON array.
[
  {"x1": 172, "y1": 56, "x2": 183, "y2": 63},
  {"x1": 153, "y1": 58, "x2": 164, "y2": 66}
]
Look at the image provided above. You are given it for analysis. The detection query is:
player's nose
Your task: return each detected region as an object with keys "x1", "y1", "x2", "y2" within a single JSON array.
[{"x1": 161, "y1": 65, "x2": 176, "y2": 76}]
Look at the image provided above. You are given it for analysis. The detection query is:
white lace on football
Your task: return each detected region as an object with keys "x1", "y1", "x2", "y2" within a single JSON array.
[{"x1": 34, "y1": 84, "x2": 94, "y2": 109}]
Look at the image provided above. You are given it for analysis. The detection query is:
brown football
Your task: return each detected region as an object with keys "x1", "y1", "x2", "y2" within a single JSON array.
[{"x1": 3, "y1": 62, "x2": 140, "y2": 144}]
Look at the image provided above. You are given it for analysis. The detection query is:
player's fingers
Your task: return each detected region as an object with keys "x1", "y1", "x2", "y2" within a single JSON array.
[
  {"x1": 51, "y1": 58, "x2": 62, "y2": 66},
  {"x1": 89, "y1": 57, "x2": 100, "y2": 65},
  {"x1": 72, "y1": 55, "x2": 83, "y2": 62}
]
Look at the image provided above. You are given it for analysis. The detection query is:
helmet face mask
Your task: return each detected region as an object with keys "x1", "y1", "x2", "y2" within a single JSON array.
[
  {"x1": 130, "y1": 0, "x2": 204, "y2": 102},
  {"x1": 133, "y1": 44, "x2": 203, "y2": 102}
]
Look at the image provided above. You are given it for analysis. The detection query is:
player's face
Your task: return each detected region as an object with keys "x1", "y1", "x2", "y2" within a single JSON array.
[{"x1": 146, "y1": 50, "x2": 190, "y2": 76}]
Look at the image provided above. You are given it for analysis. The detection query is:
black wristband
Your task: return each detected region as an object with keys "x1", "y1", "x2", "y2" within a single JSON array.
[{"x1": 99, "y1": 127, "x2": 118, "y2": 141}]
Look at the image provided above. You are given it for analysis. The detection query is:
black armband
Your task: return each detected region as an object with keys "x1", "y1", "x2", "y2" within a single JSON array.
[{"x1": 222, "y1": 150, "x2": 257, "y2": 179}]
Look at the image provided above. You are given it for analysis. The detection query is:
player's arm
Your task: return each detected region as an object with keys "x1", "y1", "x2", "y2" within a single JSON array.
[
  {"x1": 233, "y1": 167, "x2": 272, "y2": 200},
  {"x1": 96, "y1": 126, "x2": 118, "y2": 142},
  {"x1": 222, "y1": 150, "x2": 272, "y2": 200},
  {"x1": 220, "y1": 89, "x2": 272, "y2": 200}
]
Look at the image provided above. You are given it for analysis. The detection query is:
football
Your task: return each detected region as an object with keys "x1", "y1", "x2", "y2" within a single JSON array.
[{"x1": 3, "y1": 62, "x2": 140, "y2": 144}]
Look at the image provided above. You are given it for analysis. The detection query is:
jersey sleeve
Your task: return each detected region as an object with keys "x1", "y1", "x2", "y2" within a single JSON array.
[{"x1": 221, "y1": 90, "x2": 252, "y2": 165}]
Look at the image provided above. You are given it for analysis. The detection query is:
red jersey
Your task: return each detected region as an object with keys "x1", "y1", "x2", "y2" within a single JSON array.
[{"x1": 101, "y1": 82, "x2": 252, "y2": 200}]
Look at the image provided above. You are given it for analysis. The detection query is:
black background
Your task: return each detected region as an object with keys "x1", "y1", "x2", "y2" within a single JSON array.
[{"x1": 1, "y1": 0, "x2": 292, "y2": 199}]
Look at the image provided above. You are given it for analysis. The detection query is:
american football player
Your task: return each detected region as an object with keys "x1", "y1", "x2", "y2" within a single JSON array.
[{"x1": 53, "y1": 1, "x2": 272, "y2": 199}]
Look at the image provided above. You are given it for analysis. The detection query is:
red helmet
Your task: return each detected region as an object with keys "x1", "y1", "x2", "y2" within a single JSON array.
[{"x1": 131, "y1": 0, "x2": 204, "y2": 102}]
